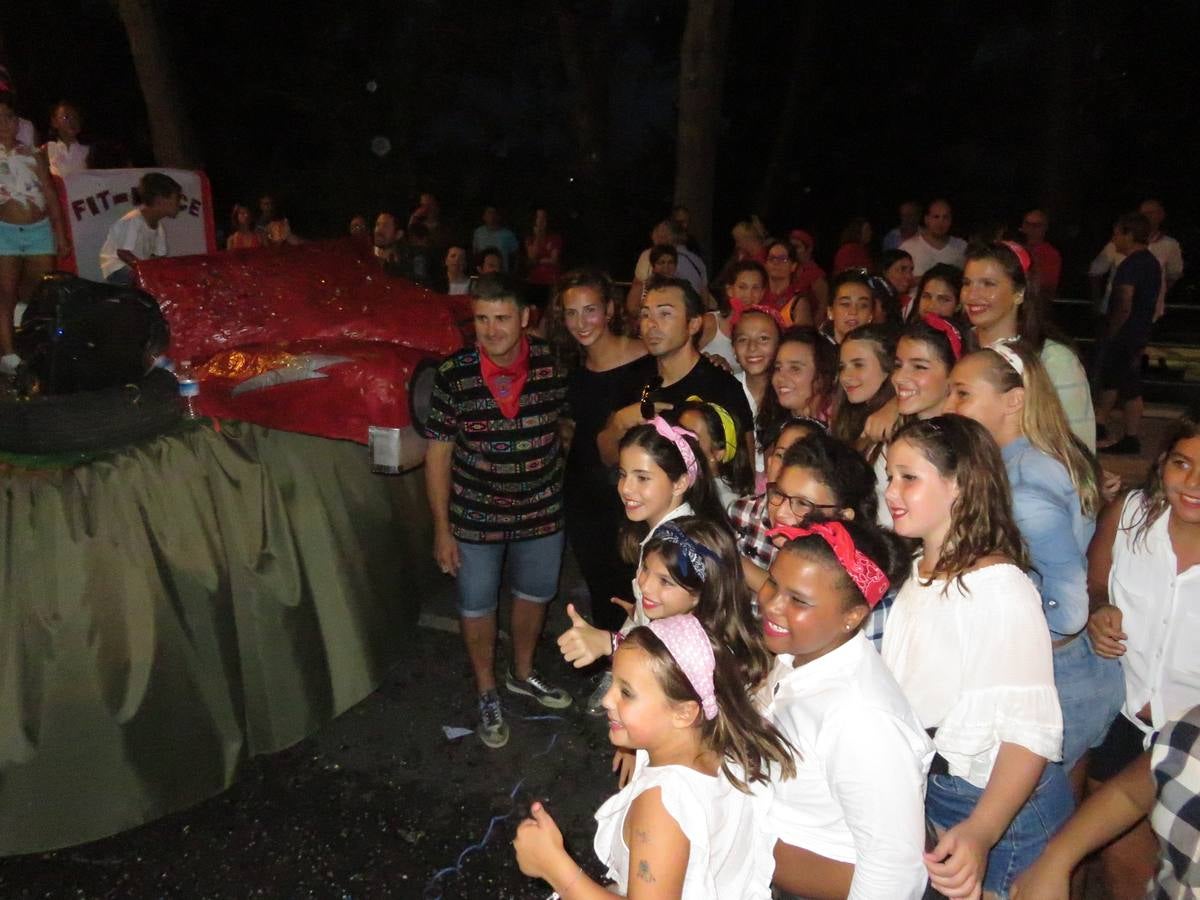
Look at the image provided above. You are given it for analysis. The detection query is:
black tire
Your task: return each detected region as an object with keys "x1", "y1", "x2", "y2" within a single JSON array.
[{"x1": 0, "y1": 368, "x2": 183, "y2": 455}]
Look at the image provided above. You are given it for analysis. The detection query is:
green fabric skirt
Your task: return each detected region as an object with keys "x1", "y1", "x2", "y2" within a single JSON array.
[{"x1": 0, "y1": 421, "x2": 433, "y2": 855}]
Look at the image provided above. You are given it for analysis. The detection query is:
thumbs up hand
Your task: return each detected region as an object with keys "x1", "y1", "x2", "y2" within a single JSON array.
[
  {"x1": 513, "y1": 801, "x2": 568, "y2": 881},
  {"x1": 557, "y1": 603, "x2": 614, "y2": 668}
]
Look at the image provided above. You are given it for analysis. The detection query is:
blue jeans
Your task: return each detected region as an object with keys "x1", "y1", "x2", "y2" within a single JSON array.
[
  {"x1": 455, "y1": 530, "x2": 565, "y2": 618},
  {"x1": 1053, "y1": 633, "x2": 1125, "y2": 771},
  {"x1": 926, "y1": 763, "x2": 1073, "y2": 897}
]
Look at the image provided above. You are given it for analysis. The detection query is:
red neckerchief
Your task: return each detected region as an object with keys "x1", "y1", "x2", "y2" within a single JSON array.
[{"x1": 479, "y1": 336, "x2": 530, "y2": 419}]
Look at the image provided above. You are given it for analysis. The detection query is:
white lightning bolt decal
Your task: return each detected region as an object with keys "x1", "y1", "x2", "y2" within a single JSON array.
[{"x1": 230, "y1": 354, "x2": 354, "y2": 396}]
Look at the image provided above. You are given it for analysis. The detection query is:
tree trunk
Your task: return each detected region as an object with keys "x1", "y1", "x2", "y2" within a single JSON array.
[
  {"x1": 673, "y1": 0, "x2": 732, "y2": 265},
  {"x1": 752, "y1": 8, "x2": 817, "y2": 219},
  {"x1": 116, "y1": 0, "x2": 200, "y2": 168},
  {"x1": 554, "y1": 1, "x2": 610, "y2": 179}
]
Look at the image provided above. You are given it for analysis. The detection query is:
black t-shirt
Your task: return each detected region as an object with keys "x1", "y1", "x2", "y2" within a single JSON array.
[
  {"x1": 564, "y1": 353, "x2": 656, "y2": 494},
  {"x1": 1112, "y1": 248, "x2": 1162, "y2": 344},
  {"x1": 644, "y1": 355, "x2": 754, "y2": 438}
]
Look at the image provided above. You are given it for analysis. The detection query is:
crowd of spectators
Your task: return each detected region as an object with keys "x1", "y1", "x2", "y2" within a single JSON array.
[{"x1": 4, "y1": 59, "x2": 1199, "y2": 898}]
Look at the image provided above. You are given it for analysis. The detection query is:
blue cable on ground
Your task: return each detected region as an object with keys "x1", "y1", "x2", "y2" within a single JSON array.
[{"x1": 423, "y1": 730, "x2": 562, "y2": 899}]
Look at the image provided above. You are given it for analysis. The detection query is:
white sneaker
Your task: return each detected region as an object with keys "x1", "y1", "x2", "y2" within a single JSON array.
[
  {"x1": 586, "y1": 671, "x2": 613, "y2": 716},
  {"x1": 0, "y1": 354, "x2": 22, "y2": 376}
]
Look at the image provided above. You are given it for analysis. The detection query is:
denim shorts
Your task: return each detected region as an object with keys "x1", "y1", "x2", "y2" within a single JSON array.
[
  {"x1": 455, "y1": 530, "x2": 565, "y2": 618},
  {"x1": 926, "y1": 763, "x2": 1073, "y2": 896},
  {"x1": 0, "y1": 218, "x2": 54, "y2": 256},
  {"x1": 1053, "y1": 633, "x2": 1126, "y2": 771}
]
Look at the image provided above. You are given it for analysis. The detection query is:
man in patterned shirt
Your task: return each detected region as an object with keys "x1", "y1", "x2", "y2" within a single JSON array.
[{"x1": 424, "y1": 274, "x2": 572, "y2": 749}]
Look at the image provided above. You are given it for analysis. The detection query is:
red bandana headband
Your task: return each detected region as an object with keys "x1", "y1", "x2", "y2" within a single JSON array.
[
  {"x1": 1000, "y1": 240, "x2": 1032, "y2": 276},
  {"x1": 728, "y1": 296, "x2": 783, "y2": 331},
  {"x1": 766, "y1": 522, "x2": 890, "y2": 607},
  {"x1": 921, "y1": 313, "x2": 962, "y2": 360}
]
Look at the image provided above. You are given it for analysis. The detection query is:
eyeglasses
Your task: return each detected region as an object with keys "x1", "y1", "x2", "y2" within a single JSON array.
[
  {"x1": 765, "y1": 483, "x2": 840, "y2": 518},
  {"x1": 640, "y1": 376, "x2": 664, "y2": 420},
  {"x1": 766, "y1": 253, "x2": 791, "y2": 263}
]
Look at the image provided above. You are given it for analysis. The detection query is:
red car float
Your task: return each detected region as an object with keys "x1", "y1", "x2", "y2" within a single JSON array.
[{"x1": 135, "y1": 239, "x2": 471, "y2": 469}]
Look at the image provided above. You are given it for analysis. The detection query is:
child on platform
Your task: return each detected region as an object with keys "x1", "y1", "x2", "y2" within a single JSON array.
[{"x1": 98, "y1": 172, "x2": 182, "y2": 286}]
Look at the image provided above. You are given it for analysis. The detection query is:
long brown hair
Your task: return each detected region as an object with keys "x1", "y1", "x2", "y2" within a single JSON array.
[
  {"x1": 964, "y1": 241, "x2": 1073, "y2": 354},
  {"x1": 893, "y1": 415, "x2": 1030, "y2": 588},
  {"x1": 971, "y1": 341, "x2": 1101, "y2": 517},
  {"x1": 1128, "y1": 408, "x2": 1200, "y2": 543},
  {"x1": 757, "y1": 327, "x2": 837, "y2": 447},
  {"x1": 831, "y1": 323, "x2": 898, "y2": 462},
  {"x1": 620, "y1": 627, "x2": 796, "y2": 791},
  {"x1": 544, "y1": 268, "x2": 620, "y2": 370},
  {"x1": 617, "y1": 423, "x2": 727, "y2": 562}
]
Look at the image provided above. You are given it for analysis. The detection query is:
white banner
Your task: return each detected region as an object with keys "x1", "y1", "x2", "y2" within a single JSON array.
[{"x1": 56, "y1": 168, "x2": 217, "y2": 282}]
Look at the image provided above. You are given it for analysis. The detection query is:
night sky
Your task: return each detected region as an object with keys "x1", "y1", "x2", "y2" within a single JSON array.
[{"x1": 7, "y1": 0, "x2": 1200, "y2": 296}]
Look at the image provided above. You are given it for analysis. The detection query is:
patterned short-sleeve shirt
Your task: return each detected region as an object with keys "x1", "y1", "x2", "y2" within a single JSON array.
[{"x1": 424, "y1": 337, "x2": 566, "y2": 543}]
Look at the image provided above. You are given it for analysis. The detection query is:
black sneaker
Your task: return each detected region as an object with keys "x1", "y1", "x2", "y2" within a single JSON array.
[
  {"x1": 476, "y1": 689, "x2": 510, "y2": 749},
  {"x1": 505, "y1": 669, "x2": 573, "y2": 709},
  {"x1": 1100, "y1": 435, "x2": 1141, "y2": 455}
]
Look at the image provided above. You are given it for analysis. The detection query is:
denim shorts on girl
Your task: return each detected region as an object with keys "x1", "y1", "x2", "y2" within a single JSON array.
[
  {"x1": 455, "y1": 530, "x2": 565, "y2": 617},
  {"x1": 1053, "y1": 633, "x2": 1125, "y2": 771},
  {"x1": 0, "y1": 218, "x2": 54, "y2": 256},
  {"x1": 926, "y1": 762, "x2": 1073, "y2": 897}
]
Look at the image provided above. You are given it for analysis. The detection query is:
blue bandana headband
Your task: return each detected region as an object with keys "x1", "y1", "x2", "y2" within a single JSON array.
[{"x1": 653, "y1": 523, "x2": 720, "y2": 582}]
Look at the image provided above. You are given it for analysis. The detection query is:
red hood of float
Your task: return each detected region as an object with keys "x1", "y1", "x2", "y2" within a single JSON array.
[
  {"x1": 133, "y1": 239, "x2": 470, "y2": 444},
  {"x1": 137, "y1": 239, "x2": 471, "y2": 362},
  {"x1": 193, "y1": 339, "x2": 432, "y2": 442}
]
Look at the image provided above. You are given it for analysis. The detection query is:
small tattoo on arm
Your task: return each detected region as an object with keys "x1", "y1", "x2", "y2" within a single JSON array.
[
  {"x1": 634, "y1": 829, "x2": 651, "y2": 845},
  {"x1": 636, "y1": 859, "x2": 656, "y2": 883}
]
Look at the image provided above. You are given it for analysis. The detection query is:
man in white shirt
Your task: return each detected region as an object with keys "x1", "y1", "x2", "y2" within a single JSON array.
[
  {"x1": 1089, "y1": 198, "x2": 1184, "y2": 318},
  {"x1": 898, "y1": 199, "x2": 967, "y2": 276}
]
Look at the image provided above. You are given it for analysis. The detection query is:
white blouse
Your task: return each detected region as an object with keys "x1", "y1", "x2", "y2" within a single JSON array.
[
  {"x1": 594, "y1": 749, "x2": 775, "y2": 899},
  {"x1": 881, "y1": 561, "x2": 1062, "y2": 788},
  {"x1": 762, "y1": 633, "x2": 932, "y2": 899},
  {"x1": 1109, "y1": 491, "x2": 1200, "y2": 738}
]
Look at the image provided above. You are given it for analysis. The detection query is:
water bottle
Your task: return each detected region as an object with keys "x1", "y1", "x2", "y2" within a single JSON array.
[{"x1": 176, "y1": 361, "x2": 201, "y2": 420}]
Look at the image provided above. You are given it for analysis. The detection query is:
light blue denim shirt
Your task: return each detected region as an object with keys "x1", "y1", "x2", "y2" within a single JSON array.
[{"x1": 1002, "y1": 437, "x2": 1095, "y2": 637}]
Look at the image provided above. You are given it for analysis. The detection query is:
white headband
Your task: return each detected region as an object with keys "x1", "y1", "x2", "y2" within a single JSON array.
[{"x1": 989, "y1": 339, "x2": 1025, "y2": 379}]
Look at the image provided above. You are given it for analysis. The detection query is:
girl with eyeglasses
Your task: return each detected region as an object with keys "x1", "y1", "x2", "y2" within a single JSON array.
[
  {"x1": 739, "y1": 431, "x2": 877, "y2": 594},
  {"x1": 763, "y1": 239, "x2": 806, "y2": 321}
]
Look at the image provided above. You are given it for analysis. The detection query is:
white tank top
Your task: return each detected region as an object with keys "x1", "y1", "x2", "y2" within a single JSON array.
[{"x1": 700, "y1": 312, "x2": 741, "y2": 373}]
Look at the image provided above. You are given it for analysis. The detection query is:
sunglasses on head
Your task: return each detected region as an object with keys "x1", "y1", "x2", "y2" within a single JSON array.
[{"x1": 640, "y1": 376, "x2": 664, "y2": 420}]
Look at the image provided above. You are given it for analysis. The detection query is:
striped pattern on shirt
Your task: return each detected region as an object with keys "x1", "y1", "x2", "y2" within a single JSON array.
[{"x1": 424, "y1": 337, "x2": 566, "y2": 543}]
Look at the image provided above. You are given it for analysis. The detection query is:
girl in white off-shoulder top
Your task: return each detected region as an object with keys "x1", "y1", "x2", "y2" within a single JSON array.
[
  {"x1": 882, "y1": 415, "x2": 1071, "y2": 898},
  {"x1": 514, "y1": 614, "x2": 795, "y2": 899}
]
